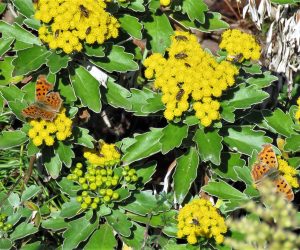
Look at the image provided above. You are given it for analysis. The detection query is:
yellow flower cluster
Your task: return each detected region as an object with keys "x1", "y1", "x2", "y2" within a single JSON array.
[
  {"x1": 144, "y1": 31, "x2": 239, "y2": 127},
  {"x1": 35, "y1": 0, "x2": 120, "y2": 54},
  {"x1": 295, "y1": 97, "x2": 300, "y2": 122},
  {"x1": 219, "y1": 29, "x2": 261, "y2": 62},
  {"x1": 277, "y1": 156, "x2": 299, "y2": 188},
  {"x1": 160, "y1": 0, "x2": 171, "y2": 6},
  {"x1": 84, "y1": 141, "x2": 121, "y2": 167},
  {"x1": 28, "y1": 109, "x2": 72, "y2": 146},
  {"x1": 177, "y1": 198, "x2": 227, "y2": 245}
]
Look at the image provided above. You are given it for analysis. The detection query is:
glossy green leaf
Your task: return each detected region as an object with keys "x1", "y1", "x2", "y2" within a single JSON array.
[
  {"x1": 0, "y1": 38, "x2": 14, "y2": 57},
  {"x1": 0, "y1": 3, "x2": 6, "y2": 15},
  {"x1": 222, "y1": 126, "x2": 272, "y2": 156},
  {"x1": 121, "y1": 191, "x2": 171, "y2": 215},
  {"x1": 127, "y1": 0, "x2": 145, "y2": 12},
  {"x1": 263, "y1": 108, "x2": 296, "y2": 137},
  {"x1": 91, "y1": 44, "x2": 138, "y2": 73},
  {"x1": 10, "y1": 222, "x2": 38, "y2": 241},
  {"x1": 220, "y1": 103, "x2": 235, "y2": 123},
  {"x1": 43, "y1": 150, "x2": 62, "y2": 179},
  {"x1": 84, "y1": 44, "x2": 105, "y2": 58},
  {"x1": 223, "y1": 83, "x2": 269, "y2": 109},
  {"x1": 173, "y1": 147, "x2": 199, "y2": 204},
  {"x1": 23, "y1": 18, "x2": 41, "y2": 30},
  {"x1": 70, "y1": 66, "x2": 101, "y2": 112},
  {"x1": 119, "y1": 14, "x2": 143, "y2": 39},
  {"x1": 0, "y1": 130, "x2": 28, "y2": 149},
  {"x1": 284, "y1": 135, "x2": 300, "y2": 152},
  {"x1": 246, "y1": 71, "x2": 277, "y2": 88},
  {"x1": 242, "y1": 64, "x2": 262, "y2": 74},
  {"x1": 182, "y1": 0, "x2": 208, "y2": 23},
  {"x1": 0, "y1": 239, "x2": 12, "y2": 250},
  {"x1": 0, "y1": 21, "x2": 41, "y2": 45},
  {"x1": 122, "y1": 128, "x2": 163, "y2": 164},
  {"x1": 202, "y1": 180, "x2": 249, "y2": 200},
  {"x1": 63, "y1": 210, "x2": 98, "y2": 250},
  {"x1": 55, "y1": 141, "x2": 75, "y2": 168},
  {"x1": 234, "y1": 166, "x2": 252, "y2": 185},
  {"x1": 135, "y1": 161, "x2": 157, "y2": 185},
  {"x1": 42, "y1": 217, "x2": 68, "y2": 231},
  {"x1": 73, "y1": 127, "x2": 95, "y2": 148},
  {"x1": 13, "y1": 0, "x2": 34, "y2": 18},
  {"x1": 121, "y1": 222, "x2": 144, "y2": 249},
  {"x1": 21, "y1": 185, "x2": 41, "y2": 202},
  {"x1": 105, "y1": 209, "x2": 132, "y2": 237},
  {"x1": 12, "y1": 45, "x2": 51, "y2": 75},
  {"x1": 212, "y1": 152, "x2": 245, "y2": 181},
  {"x1": 193, "y1": 128, "x2": 222, "y2": 165},
  {"x1": 7, "y1": 99, "x2": 28, "y2": 121},
  {"x1": 84, "y1": 224, "x2": 117, "y2": 250},
  {"x1": 0, "y1": 57, "x2": 16, "y2": 86},
  {"x1": 46, "y1": 52, "x2": 71, "y2": 74},
  {"x1": 58, "y1": 178, "x2": 81, "y2": 197},
  {"x1": 143, "y1": 14, "x2": 173, "y2": 54},
  {"x1": 57, "y1": 77, "x2": 77, "y2": 103},
  {"x1": 160, "y1": 123, "x2": 188, "y2": 154},
  {"x1": 1, "y1": 84, "x2": 24, "y2": 101},
  {"x1": 60, "y1": 199, "x2": 82, "y2": 218}
]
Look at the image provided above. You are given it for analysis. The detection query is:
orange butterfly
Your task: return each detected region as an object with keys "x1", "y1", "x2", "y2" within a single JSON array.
[
  {"x1": 251, "y1": 144, "x2": 294, "y2": 201},
  {"x1": 22, "y1": 75, "x2": 62, "y2": 121}
]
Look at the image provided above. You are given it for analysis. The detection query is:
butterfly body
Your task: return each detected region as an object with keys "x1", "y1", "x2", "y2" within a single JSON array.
[
  {"x1": 251, "y1": 144, "x2": 294, "y2": 201},
  {"x1": 22, "y1": 75, "x2": 62, "y2": 121}
]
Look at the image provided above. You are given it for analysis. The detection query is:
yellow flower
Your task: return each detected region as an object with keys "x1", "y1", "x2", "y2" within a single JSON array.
[
  {"x1": 160, "y1": 0, "x2": 171, "y2": 6},
  {"x1": 177, "y1": 198, "x2": 227, "y2": 245},
  {"x1": 277, "y1": 156, "x2": 299, "y2": 188},
  {"x1": 143, "y1": 31, "x2": 238, "y2": 127}
]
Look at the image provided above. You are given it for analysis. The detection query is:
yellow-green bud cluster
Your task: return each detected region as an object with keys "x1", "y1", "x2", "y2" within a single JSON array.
[
  {"x1": 219, "y1": 29, "x2": 261, "y2": 62},
  {"x1": 35, "y1": 0, "x2": 120, "y2": 54},
  {"x1": 295, "y1": 97, "x2": 300, "y2": 122},
  {"x1": 121, "y1": 165, "x2": 138, "y2": 183},
  {"x1": 277, "y1": 156, "x2": 299, "y2": 188},
  {"x1": 0, "y1": 214, "x2": 12, "y2": 233},
  {"x1": 83, "y1": 142, "x2": 121, "y2": 167},
  {"x1": 28, "y1": 108, "x2": 72, "y2": 147},
  {"x1": 177, "y1": 198, "x2": 227, "y2": 245},
  {"x1": 143, "y1": 31, "x2": 239, "y2": 127}
]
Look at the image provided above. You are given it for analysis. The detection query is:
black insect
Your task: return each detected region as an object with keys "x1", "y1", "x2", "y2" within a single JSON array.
[
  {"x1": 176, "y1": 89, "x2": 185, "y2": 101},
  {"x1": 191, "y1": 218, "x2": 199, "y2": 226},
  {"x1": 79, "y1": 5, "x2": 89, "y2": 18},
  {"x1": 175, "y1": 35, "x2": 188, "y2": 41},
  {"x1": 114, "y1": 146, "x2": 122, "y2": 154},
  {"x1": 175, "y1": 53, "x2": 188, "y2": 59}
]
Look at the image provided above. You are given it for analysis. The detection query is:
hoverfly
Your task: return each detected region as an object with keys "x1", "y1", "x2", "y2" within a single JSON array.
[
  {"x1": 176, "y1": 89, "x2": 185, "y2": 101},
  {"x1": 86, "y1": 27, "x2": 91, "y2": 35},
  {"x1": 175, "y1": 35, "x2": 188, "y2": 41},
  {"x1": 79, "y1": 5, "x2": 89, "y2": 18},
  {"x1": 175, "y1": 52, "x2": 188, "y2": 59}
]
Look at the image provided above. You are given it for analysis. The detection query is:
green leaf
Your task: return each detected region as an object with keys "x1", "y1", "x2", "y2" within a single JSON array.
[
  {"x1": 21, "y1": 185, "x2": 41, "y2": 202},
  {"x1": 0, "y1": 130, "x2": 28, "y2": 149},
  {"x1": 84, "y1": 44, "x2": 105, "y2": 58},
  {"x1": 90, "y1": 44, "x2": 138, "y2": 73},
  {"x1": 263, "y1": 109, "x2": 296, "y2": 137},
  {"x1": 143, "y1": 14, "x2": 173, "y2": 54},
  {"x1": 1, "y1": 84, "x2": 24, "y2": 101},
  {"x1": 182, "y1": 0, "x2": 208, "y2": 23},
  {"x1": 55, "y1": 141, "x2": 75, "y2": 168},
  {"x1": 234, "y1": 166, "x2": 252, "y2": 185},
  {"x1": 13, "y1": 0, "x2": 34, "y2": 18},
  {"x1": 42, "y1": 217, "x2": 68, "y2": 231},
  {"x1": 212, "y1": 153, "x2": 245, "y2": 181},
  {"x1": 242, "y1": 64, "x2": 262, "y2": 74},
  {"x1": 70, "y1": 66, "x2": 101, "y2": 112},
  {"x1": 222, "y1": 126, "x2": 272, "y2": 156},
  {"x1": 0, "y1": 3, "x2": 6, "y2": 15},
  {"x1": 160, "y1": 123, "x2": 188, "y2": 154},
  {"x1": 57, "y1": 178, "x2": 81, "y2": 197},
  {"x1": 105, "y1": 209, "x2": 132, "y2": 237},
  {"x1": 0, "y1": 21, "x2": 41, "y2": 45},
  {"x1": 271, "y1": 0, "x2": 295, "y2": 3},
  {"x1": 57, "y1": 76, "x2": 77, "y2": 103},
  {"x1": 103, "y1": 78, "x2": 131, "y2": 110},
  {"x1": 127, "y1": 0, "x2": 145, "y2": 12},
  {"x1": 0, "y1": 38, "x2": 14, "y2": 57},
  {"x1": 246, "y1": 71, "x2": 277, "y2": 88},
  {"x1": 135, "y1": 161, "x2": 157, "y2": 185},
  {"x1": 60, "y1": 199, "x2": 82, "y2": 218},
  {"x1": 23, "y1": 18, "x2": 41, "y2": 31},
  {"x1": 10, "y1": 222, "x2": 38, "y2": 241},
  {"x1": 173, "y1": 147, "x2": 199, "y2": 204},
  {"x1": 202, "y1": 180, "x2": 249, "y2": 200},
  {"x1": 43, "y1": 149, "x2": 62, "y2": 179},
  {"x1": 121, "y1": 222, "x2": 144, "y2": 249},
  {"x1": 12, "y1": 45, "x2": 51, "y2": 75},
  {"x1": 121, "y1": 191, "x2": 171, "y2": 216},
  {"x1": 63, "y1": 211, "x2": 99, "y2": 250},
  {"x1": 122, "y1": 128, "x2": 163, "y2": 165},
  {"x1": 7, "y1": 99, "x2": 28, "y2": 121},
  {"x1": 73, "y1": 127, "x2": 95, "y2": 148},
  {"x1": 119, "y1": 14, "x2": 143, "y2": 39},
  {"x1": 173, "y1": 12, "x2": 229, "y2": 32},
  {"x1": 46, "y1": 52, "x2": 71, "y2": 74},
  {"x1": 284, "y1": 135, "x2": 300, "y2": 152},
  {"x1": 0, "y1": 57, "x2": 17, "y2": 86},
  {"x1": 0, "y1": 239, "x2": 12, "y2": 250},
  {"x1": 220, "y1": 104, "x2": 235, "y2": 123},
  {"x1": 223, "y1": 83, "x2": 269, "y2": 109},
  {"x1": 84, "y1": 224, "x2": 117, "y2": 250},
  {"x1": 193, "y1": 128, "x2": 222, "y2": 165}
]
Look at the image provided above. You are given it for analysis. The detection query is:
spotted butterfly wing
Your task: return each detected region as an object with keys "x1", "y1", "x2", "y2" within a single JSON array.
[
  {"x1": 258, "y1": 144, "x2": 278, "y2": 168},
  {"x1": 273, "y1": 176, "x2": 294, "y2": 201}
]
